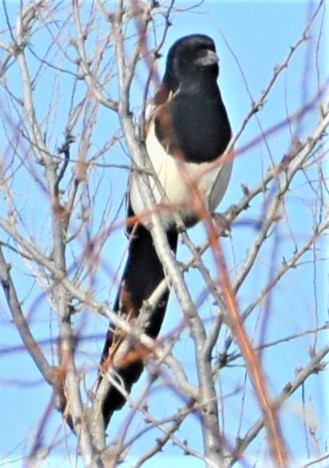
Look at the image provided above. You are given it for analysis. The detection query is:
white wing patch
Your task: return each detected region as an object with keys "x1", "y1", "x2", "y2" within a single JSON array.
[{"x1": 129, "y1": 121, "x2": 232, "y2": 229}]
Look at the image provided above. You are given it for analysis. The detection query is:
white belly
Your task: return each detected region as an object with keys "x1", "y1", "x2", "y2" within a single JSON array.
[{"x1": 130, "y1": 122, "x2": 232, "y2": 229}]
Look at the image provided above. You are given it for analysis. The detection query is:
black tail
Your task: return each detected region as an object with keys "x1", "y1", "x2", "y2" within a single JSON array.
[{"x1": 99, "y1": 223, "x2": 178, "y2": 428}]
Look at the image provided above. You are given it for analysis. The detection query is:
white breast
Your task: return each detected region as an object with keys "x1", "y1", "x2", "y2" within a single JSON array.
[{"x1": 129, "y1": 121, "x2": 232, "y2": 229}]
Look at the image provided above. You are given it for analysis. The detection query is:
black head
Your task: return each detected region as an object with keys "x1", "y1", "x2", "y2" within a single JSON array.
[{"x1": 163, "y1": 34, "x2": 219, "y2": 92}]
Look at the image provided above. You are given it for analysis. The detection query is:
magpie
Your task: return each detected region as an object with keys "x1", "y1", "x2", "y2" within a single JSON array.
[{"x1": 98, "y1": 34, "x2": 232, "y2": 428}]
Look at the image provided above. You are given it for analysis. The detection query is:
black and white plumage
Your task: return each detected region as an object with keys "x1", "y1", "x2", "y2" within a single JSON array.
[{"x1": 98, "y1": 34, "x2": 232, "y2": 428}]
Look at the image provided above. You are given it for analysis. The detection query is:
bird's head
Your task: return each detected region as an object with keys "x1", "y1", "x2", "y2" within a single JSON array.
[{"x1": 163, "y1": 34, "x2": 219, "y2": 92}]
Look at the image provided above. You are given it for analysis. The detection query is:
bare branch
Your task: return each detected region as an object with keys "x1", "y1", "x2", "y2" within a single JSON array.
[{"x1": 0, "y1": 245, "x2": 54, "y2": 384}]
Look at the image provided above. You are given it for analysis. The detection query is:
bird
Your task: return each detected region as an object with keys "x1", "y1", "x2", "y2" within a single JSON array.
[{"x1": 97, "y1": 33, "x2": 232, "y2": 429}]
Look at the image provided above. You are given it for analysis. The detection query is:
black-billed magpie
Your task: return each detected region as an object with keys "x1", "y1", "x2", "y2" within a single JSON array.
[{"x1": 98, "y1": 34, "x2": 232, "y2": 428}]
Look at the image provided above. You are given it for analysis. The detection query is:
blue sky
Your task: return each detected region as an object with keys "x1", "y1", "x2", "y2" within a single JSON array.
[{"x1": 0, "y1": 1, "x2": 328, "y2": 467}]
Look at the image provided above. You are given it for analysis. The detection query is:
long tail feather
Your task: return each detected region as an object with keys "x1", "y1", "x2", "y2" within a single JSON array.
[{"x1": 99, "y1": 223, "x2": 178, "y2": 428}]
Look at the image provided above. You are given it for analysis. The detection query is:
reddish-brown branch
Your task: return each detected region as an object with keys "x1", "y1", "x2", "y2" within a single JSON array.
[{"x1": 208, "y1": 229, "x2": 288, "y2": 466}]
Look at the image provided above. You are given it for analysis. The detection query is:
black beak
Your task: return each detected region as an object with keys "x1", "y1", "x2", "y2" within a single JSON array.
[{"x1": 194, "y1": 49, "x2": 219, "y2": 67}]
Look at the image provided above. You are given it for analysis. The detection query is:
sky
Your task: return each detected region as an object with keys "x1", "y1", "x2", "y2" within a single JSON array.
[{"x1": 0, "y1": 1, "x2": 328, "y2": 467}]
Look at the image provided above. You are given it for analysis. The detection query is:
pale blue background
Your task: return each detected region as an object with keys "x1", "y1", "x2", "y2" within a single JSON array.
[{"x1": 0, "y1": 1, "x2": 328, "y2": 466}]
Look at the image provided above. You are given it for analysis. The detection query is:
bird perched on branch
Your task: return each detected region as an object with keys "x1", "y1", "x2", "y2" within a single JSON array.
[{"x1": 98, "y1": 34, "x2": 232, "y2": 429}]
